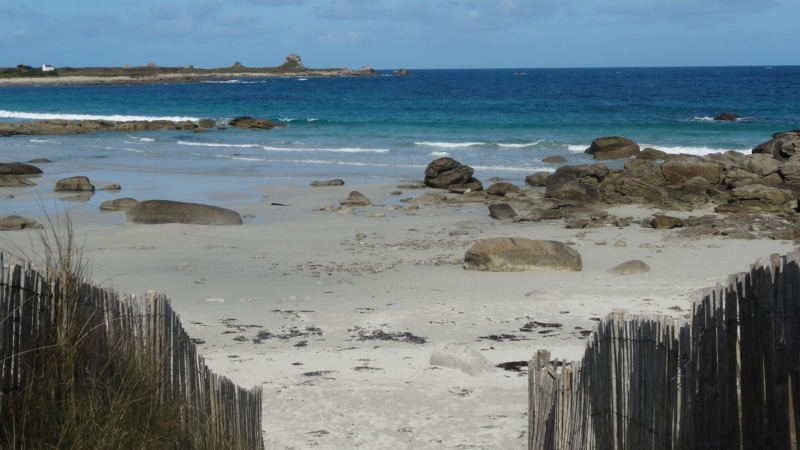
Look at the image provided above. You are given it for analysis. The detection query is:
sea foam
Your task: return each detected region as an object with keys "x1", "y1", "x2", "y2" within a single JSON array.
[{"x1": 0, "y1": 109, "x2": 199, "y2": 122}]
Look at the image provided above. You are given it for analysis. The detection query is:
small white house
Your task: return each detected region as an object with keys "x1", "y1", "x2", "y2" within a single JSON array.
[{"x1": 41, "y1": 64, "x2": 55, "y2": 72}]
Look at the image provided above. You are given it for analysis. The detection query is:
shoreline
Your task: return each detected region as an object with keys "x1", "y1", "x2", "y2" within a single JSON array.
[
  {"x1": 0, "y1": 69, "x2": 384, "y2": 87},
  {"x1": 2, "y1": 167, "x2": 795, "y2": 448}
]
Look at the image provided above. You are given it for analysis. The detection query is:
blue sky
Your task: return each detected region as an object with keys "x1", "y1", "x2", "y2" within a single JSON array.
[{"x1": 2, "y1": 0, "x2": 798, "y2": 70}]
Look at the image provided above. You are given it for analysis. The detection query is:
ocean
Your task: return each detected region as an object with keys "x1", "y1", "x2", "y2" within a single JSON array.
[{"x1": 1, "y1": 66, "x2": 799, "y2": 204}]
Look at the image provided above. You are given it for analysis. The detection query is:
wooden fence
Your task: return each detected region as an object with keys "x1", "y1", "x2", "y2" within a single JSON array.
[
  {"x1": 529, "y1": 248, "x2": 800, "y2": 449},
  {"x1": 0, "y1": 255, "x2": 264, "y2": 449}
]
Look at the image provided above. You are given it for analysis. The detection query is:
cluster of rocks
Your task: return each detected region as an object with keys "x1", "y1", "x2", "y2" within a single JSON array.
[
  {"x1": 423, "y1": 131, "x2": 800, "y2": 218},
  {"x1": 0, "y1": 115, "x2": 284, "y2": 137}
]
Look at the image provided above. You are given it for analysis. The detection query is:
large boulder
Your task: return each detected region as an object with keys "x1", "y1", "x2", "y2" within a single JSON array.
[
  {"x1": 424, "y1": 157, "x2": 478, "y2": 189},
  {"x1": 661, "y1": 156, "x2": 721, "y2": 186},
  {"x1": 545, "y1": 171, "x2": 600, "y2": 203},
  {"x1": 126, "y1": 200, "x2": 243, "y2": 225},
  {"x1": 729, "y1": 185, "x2": 797, "y2": 211},
  {"x1": 585, "y1": 137, "x2": 640, "y2": 160},
  {"x1": 54, "y1": 176, "x2": 95, "y2": 192},
  {"x1": 464, "y1": 238, "x2": 582, "y2": 272},
  {"x1": 0, "y1": 162, "x2": 43, "y2": 176},
  {"x1": 752, "y1": 130, "x2": 800, "y2": 159}
]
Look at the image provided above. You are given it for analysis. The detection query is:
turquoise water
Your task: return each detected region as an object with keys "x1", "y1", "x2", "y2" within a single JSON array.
[{"x1": 1, "y1": 66, "x2": 799, "y2": 184}]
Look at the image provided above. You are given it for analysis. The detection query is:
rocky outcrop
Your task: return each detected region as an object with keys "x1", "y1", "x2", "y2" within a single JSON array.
[
  {"x1": 464, "y1": 238, "x2": 582, "y2": 272},
  {"x1": 228, "y1": 116, "x2": 285, "y2": 130},
  {"x1": 0, "y1": 116, "x2": 286, "y2": 136},
  {"x1": 585, "y1": 136, "x2": 640, "y2": 160},
  {"x1": 283, "y1": 54, "x2": 305, "y2": 69},
  {"x1": 394, "y1": 69, "x2": 412, "y2": 76},
  {"x1": 126, "y1": 200, "x2": 243, "y2": 225},
  {"x1": 714, "y1": 112, "x2": 740, "y2": 121},
  {"x1": 424, "y1": 157, "x2": 481, "y2": 190},
  {"x1": 752, "y1": 130, "x2": 800, "y2": 159}
]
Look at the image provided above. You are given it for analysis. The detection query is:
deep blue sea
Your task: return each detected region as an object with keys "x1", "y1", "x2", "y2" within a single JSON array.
[{"x1": 1, "y1": 66, "x2": 799, "y2": 186}]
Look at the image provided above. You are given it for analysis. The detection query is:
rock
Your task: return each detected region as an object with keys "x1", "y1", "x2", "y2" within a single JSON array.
[
  {"x1": 0, "y1": 174, "x2": 36, "y2": 187},
  {"x1": 0, "y1": 215, "x2": 43, "y2": 230},
  {"x1": 661, "y1": 156, "x2": 721, "y2": 186},
  {"x1": 424, "y1": 157, "x2": 477, "y2": 189},
  {"x1": 311, "y1": 179, "x2": 345, "y2": 187},
  {"x1": 488, "y1": 203, "x2": 517, "y2": 220},
  {"x1": 525, "y1": 172, "x2": 551, "y2": 186},
  {"x1": 650, "y1": 215, "x2": 684, "y2": 229},
  {"x1": 394, "y1": 68, "x2": 412, "y2": 76},
  {"x1": 126, "y1": 200, "x2": 243, "y2": 225},
  {"x1": 464, "y1": 238, "x2": 582, "y2": 272},
  {"x1": 485, "y1": 182, "x2": 520, "y2": 196},
  {"x1": 54, "y1": 176, "x2": 95, "y2": 192},
  {"x1": 340, "y1": 191, "x2": 371, "y2": 206},
  {"x1": 101, "y1": 184, "x2": 122, "y2": 191},
  {"x1": 0, "y1": 162, "x2": 43, "y2": 176},
  {"x1": 714, "y1": 112, "x2": 740, "y2": 121},
  {"x1": 739, "y1": 153, "x2": 781, "y2": 177},
  {"x1": 585, "y1": 136, "x2": 641, "y2": 160},
  {"x1": 198, "y1": 119, "x2": 217, "y2": 128},
  {"x1": 637, "y1": 148, "x2": 673, "y2": 161},
  {"x1": 545, "y1": 171, "x2": 600, "y2": 203},
  {"x1": 554, "y1": 164, "x2": 610, "y2": 186},
  {"x1": 228, "y1": 116, "x2": 284, "y2": 130},
  {"x1": 607, "y1": 260, "x2": 652, "y2": 275},
  {"x1": 730, "y1": 185, "x2": 797, "y2": 211},
  {"x1": 752, "y1": 130, "x2": 800, "y2": 159},
  {"x1": 283, "y1": 53, "x2": 305, "y2": 69},
  {"x1": 27, "y1": 158, "x2": 51, "y2": 163},
  {"x1": 542, "y1": 155, "x2": 566, "y2": 164},
  {"x1": 100, "y1": 198, "x2": 139, "y2": 212},
  {"x1": 429, "y1": 342, "x2": 495, "y2": 376},
  {"x1": 405, "y1": 193, "x2": 448, "y2": 205},
  {"x1": 113, "y1": 120, "x2": 183, "y2": 132},
  {"x1": 448, "y1": 180, "x2": 484, "y2": 193}
]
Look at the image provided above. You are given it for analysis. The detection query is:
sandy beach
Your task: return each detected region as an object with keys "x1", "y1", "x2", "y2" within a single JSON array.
[{"x1": 1, "y1": 170, "x2": 794, "y2": 449}]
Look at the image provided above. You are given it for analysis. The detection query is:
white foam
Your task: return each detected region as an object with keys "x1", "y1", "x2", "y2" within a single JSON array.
[
  {"x1": 430, "y1": 151, "x2": 451, "y2": 157},
  {"x1": 177, "y1": 141, "x2": 261, "y2": 149},
  {"x1": 414, "y1": 141, "x2": 485, "y2": 148},
  {"x1": 497, "y1": 140, "x2": 543, "y2": 148},
  {"x1": 641, "y1": 144, "x2": 747, "y2": 156},
  {"x1": 29, "y1": 138, "x2": 57, "y2": 143},
  {"x1": 0, "y1": 109, "x2": 199, "y2": 122},
  {"x1": 567, "y1": 144, "x2": 588, "y2": 152}
]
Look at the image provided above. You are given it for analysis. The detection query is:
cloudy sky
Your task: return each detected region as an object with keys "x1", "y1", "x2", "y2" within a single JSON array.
[{"x1": 2, "y1": 0, "x2": 797, "y2": 70}]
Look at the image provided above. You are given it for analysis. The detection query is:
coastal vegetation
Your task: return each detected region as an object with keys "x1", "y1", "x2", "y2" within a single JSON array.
[
  {"x1": 0, "y1": 214, "x2": 255, "y2": 449},
  {"x1": 0, "y1": 54, "x2": 380, "y2": 84}
]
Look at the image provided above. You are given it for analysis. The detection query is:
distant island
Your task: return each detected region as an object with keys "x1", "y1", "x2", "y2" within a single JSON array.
[{"x1": 0, "y1": 54, "x2": 387, "y2": 86}]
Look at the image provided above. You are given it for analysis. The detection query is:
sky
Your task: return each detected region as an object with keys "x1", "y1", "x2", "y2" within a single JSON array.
[{"x1": 2, "y1": 0, "x2": 798, "y2": 70}]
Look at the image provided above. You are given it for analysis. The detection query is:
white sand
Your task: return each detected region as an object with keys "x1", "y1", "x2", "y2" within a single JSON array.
[{"x1": 2, "y1": 178, "x2": 794, "y2": 449}]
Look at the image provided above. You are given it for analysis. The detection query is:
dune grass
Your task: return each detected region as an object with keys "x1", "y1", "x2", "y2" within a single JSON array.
[{"x1": 0, "y1": 213, "x2": 255, "y2": 449}]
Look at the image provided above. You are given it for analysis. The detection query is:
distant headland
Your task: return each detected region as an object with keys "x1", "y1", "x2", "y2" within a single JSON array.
[{"x1": 0, "y1": 54, "x2": 394, "y2": 87}]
